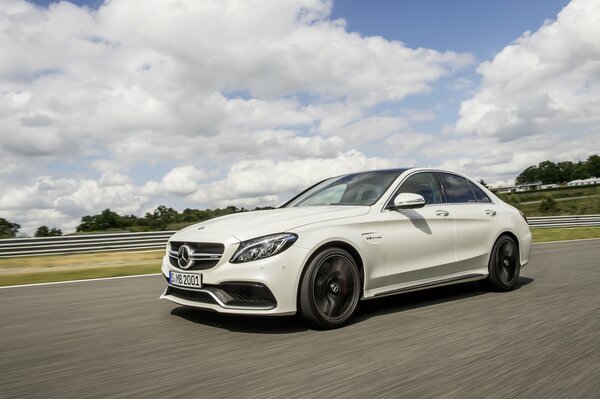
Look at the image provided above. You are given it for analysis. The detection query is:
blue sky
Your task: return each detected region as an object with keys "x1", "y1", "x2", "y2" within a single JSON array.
[
  {"x1": 331, "y1": 1, "x2": 569, "y2": 56},
  {"x1": 2, "y1": 0, "x2": 598, "y2": 233}
]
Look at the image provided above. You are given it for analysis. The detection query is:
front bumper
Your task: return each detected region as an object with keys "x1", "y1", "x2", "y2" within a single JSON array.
[{"x1": 160, "y1": 244, "x2": 310, "y2": 315}]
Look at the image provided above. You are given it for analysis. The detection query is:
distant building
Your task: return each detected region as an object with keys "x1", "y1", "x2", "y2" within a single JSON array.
[
  {"x1": 567, "y1": 177, "x2": 600, "y2": 186},
  {"x1": 540, "y1": 184, "x2": 560, "y2": 190},
  {"x1": 491, "y1": 181, "x2": 543, "y2": 194}
]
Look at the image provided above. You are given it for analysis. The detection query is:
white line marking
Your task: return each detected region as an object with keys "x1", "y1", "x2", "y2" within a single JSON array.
[
  {"x1": 0, "y1": 273, "x2": 162, "y2": 289},
  {"x1": 1, "y1": 238, "x2": 599, "y2": 289},
  {"x1": 533, "y1": 237, "x2": 600, "y2": 245}
]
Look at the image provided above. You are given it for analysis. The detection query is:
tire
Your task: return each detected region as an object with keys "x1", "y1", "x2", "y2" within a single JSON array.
[
  {"x1": 482, "y1": 235, "x2": 521, "y2": 292},
  {"x1": 299, "y1": 247, "x2": 361, "y2": 329}
]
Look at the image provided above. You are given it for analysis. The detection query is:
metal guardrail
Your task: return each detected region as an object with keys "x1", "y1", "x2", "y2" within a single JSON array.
[
  {"x1": 0, "y1": 231, "x2": 175, "y2": 258},
  {"x1": 0, "y1": 215, "x2": 598, "y2": 258},
  {"x1": 527, "y1": 215, "x2": 600, "y2": 228}
]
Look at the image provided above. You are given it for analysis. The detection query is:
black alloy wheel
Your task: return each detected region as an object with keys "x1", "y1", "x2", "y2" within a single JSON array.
[
  {"x1": 300, "y1": 247, "x2": 361, "y2": 329},
  {"x1": 483, "y1": 235, "x2": 521, "y2": 292}
]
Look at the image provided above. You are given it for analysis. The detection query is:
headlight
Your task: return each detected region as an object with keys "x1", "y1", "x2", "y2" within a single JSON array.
[{"x1": 230, "y1": 233, "x2": 298, "y2": 263}]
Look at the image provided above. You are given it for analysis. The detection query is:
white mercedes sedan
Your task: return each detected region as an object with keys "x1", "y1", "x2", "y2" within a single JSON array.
[{"x1": 160, "y1": 168, "x2": 532, "y2": 328}]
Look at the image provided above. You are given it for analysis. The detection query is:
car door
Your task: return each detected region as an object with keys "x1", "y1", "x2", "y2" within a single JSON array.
[
  {"x1": 382, "y1": 172, "x2": 456, "y2": 287},
  {"x1": 437, "y1": 173, "x2": 499, "y2": 273}
]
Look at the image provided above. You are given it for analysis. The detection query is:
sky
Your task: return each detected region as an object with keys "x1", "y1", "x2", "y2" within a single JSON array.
[{"x1": 1, "y1": 0, "x2": 599, "y2": 235}]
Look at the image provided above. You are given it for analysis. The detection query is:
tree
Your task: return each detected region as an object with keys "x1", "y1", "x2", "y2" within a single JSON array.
[
  {"x1": 35, "y1": 225, "x2": 63, "y2": 237},
  {"x1": 587, "y1": 154, "x2": 600, "y2": 177},
  {"x1": 0, "y1": 217, "x2": 20, "y2": 239},
  {"x1": 515, "y1": 154, "x2": 599, "y2": 185},
  {"x1": 76, "y1": 209, "x2": 126, "y2": 232},
  {"x1": 515, "y1": 165, "x2": 539, "y2": 184},
  {"x1": 558, "y1": 161, "x2": 588, "y2": 182},
  {"x1": 144, "y1": 205, "x2": 179, "y2": 229},
  {"x1": 478, "y1": 179, "x2": 488, "y2": 188},
  {"x1": 536, "y1": 161, "x2": 562, "y2": 184}
]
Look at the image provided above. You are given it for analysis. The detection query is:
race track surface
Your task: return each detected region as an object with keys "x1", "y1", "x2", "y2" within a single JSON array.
[{"x1": 1, "y1": 240, "x2": 599, "y2": 398}]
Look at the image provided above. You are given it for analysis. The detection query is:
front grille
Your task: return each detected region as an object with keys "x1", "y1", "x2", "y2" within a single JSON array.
[
  {"x1": 170, "y1": 242, "x2": 224, "y2": 254},
  {"x1": 168, "y1": 241, "x2": 225, "y2": 270},
  {"x1": 165, "y1": 286, "x2": 217, "y2": 304}
]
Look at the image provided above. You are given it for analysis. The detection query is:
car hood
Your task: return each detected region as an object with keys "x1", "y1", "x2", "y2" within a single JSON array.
[{"x1": 177, "y1": 206, "x2": 369, "y2": 242}]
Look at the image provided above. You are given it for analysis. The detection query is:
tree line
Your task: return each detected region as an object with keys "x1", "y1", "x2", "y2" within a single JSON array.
[
  {"x1": 74, "y1": 205, "x2": 264, "y2": 232},
  {"x1": 0, "y1": 205, "x2": 272, "y2": 238},
  {"x1": 515, "y1": 154, "x2": 600, "y2": 184},
  {"x1": 0, "y1": 218, "x2": 62, "y2": 239}
]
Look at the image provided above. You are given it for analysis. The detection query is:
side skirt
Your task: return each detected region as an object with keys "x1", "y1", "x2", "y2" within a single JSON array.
[{"x1": 363, "y1": 273, "x2": 486, "y2": 300}]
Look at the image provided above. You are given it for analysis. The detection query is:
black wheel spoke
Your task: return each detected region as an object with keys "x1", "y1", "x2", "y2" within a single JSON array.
[
  {"x1": 505, "y1": 243, "x2": 516, "y2": 259},
  {"x1": 323, "y1": 295, "x2": 336, "y2": 315}
]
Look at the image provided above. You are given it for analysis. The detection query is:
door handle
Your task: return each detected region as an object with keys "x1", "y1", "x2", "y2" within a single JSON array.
[
  {"x1": 435, "y1": 210, "x2": 449, "y2": 217},
  {"x1": 485, "y1": 209, "x2": 496, "y2": 216}
]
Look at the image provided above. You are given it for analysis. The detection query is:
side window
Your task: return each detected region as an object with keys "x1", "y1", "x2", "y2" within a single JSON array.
[
  {"x1": 394, "y1": 173, "x2": 442, "y2": 205},
  {"x1": 468, "y1": 181, "x2": 492, "y2": 203},
  {"x1": 439, "y1": 173, "x2": 476, "y2": 203}
]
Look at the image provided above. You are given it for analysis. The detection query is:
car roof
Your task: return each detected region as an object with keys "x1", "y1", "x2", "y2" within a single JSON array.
[{"x1": 342, "y1": 168, "x2": 413, "y2": 178}]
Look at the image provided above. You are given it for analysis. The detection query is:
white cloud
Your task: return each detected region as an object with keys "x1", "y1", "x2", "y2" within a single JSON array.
[
  {"x1": 147, "y1": 166, "x2": 207, "y2": 196},
  {"x1": 453, "y1": 0, "x2": 600, "y2": 142},
  {"x1": 189, "y1": 150, "x2": 398, "y2": 208},
  {"x1": 0, "y1": 174, "x2": 151, "y2": 234},
  {"x1": 0, "y1": 0, "x2": 470, "y2": 168},
  {"x1": 99, "y1": 172, "x2": 131, "y2": 187},
  {"x1": 438, "y1": 0, "x2": 600, "y2": 184}
]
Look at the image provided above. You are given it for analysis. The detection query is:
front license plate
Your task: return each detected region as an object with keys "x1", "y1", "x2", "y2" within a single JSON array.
[{"x1": 170, "y1": 271, "x2": 202, "y2": 289}]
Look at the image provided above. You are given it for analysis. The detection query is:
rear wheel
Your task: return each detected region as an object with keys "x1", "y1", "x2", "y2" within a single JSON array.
[
  {"x1": 482, "y1": 235, "x2": 520, "y2": 292},
  {"x1": 299, "y1": 247, "x2": 361, "y2": 329}
]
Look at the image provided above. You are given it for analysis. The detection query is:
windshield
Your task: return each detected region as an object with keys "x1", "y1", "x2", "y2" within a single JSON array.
[{"x1": 284, "y1": 171, "x2": 402, "y2": 207}]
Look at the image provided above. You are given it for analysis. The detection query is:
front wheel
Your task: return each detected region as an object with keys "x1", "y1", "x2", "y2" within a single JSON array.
[
  {"x1": 482, "y1": 235, "x2": 521, "y2": 292},
  {"x1": 299, "y1": 247, "x2": 361, "y2": 329}
]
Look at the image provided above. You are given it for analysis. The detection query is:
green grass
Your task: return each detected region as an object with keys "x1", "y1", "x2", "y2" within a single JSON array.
[
  {"x1": 517, "y1": 195, "x2": 600, "y2": 216},
  {"x1": 0, "y1": 263, "x2": 161, "y2": 286},
  {"x1": 531, "y1": 227, "x2": 600, "y2": 243},
  {"x1": 0, "y1": 250, "x2": 164, "y2": 287},
  {"x1": 497, "y1": 184, "x2": 600, "y2": 202},
  {"x1": 2, "y1": 228, "x2": 600, "y2": 287}
]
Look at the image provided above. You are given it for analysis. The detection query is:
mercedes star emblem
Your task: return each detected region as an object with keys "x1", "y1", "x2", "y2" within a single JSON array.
[{"x1": 177, "y1": 245, "x2": 194, "y2": 269}]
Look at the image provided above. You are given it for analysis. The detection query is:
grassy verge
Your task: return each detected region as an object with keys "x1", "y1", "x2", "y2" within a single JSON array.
[
  {"x1": 516, "y1": 195, "x2": 600, "y2": 217},
  {"x1": 0, "y1": 264, "x2": 161, "y2": 286},
  {"x1": 497, "y1": 186, "x2": 600, "y2": 217},
  {"x1": 2, "y1": 228, "x2": 599, "y2": 287},
  {"x1": 0, "y1": 250, "x2": 164, "y2": 287},
  {"x1": 531, "y1": 227, "x2": 600, "y2": 243}
]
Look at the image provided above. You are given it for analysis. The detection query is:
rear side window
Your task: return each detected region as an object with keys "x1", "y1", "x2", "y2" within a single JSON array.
[
  {"x1": 438, "y1": 173, "x2": 475, "y2": 203},
  {"x1": 468, "y1": 181, "x2": 492, "y2": 203},
  {"x1": 394, "y1": 172, "x2": 442, "y2": 205}
]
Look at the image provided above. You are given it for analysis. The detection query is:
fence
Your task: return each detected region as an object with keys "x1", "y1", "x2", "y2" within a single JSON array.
[
  {"x1": 0, "y1": 231, "x2": 175, "y2": 258},
  {"x1": 526, "y1": 215, "x2": 600, "y2": 228},
  {"x1": 0, "y1": 215, "x2": 599, "y2": 258}
]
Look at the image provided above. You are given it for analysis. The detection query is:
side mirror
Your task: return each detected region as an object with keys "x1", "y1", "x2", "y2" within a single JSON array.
[{"x1": 391, "y1": 193, "x2": 426, "y2": 209}]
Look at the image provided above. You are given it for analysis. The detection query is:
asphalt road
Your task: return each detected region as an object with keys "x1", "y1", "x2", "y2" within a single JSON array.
[{"x1": 1, "y1": 240, "x2": 599, "y2": 399}]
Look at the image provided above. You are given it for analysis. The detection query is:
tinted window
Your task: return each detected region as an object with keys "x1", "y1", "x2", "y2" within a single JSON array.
[
  {"x1": 468, "y1": 181, "x2": 491, "y2": 203},
  {"x1": 394, "y1": 172, "x2": 442, "y2": 205},
  {"x1": 439, "y1": 173, "x2": 475, "y2": 203}
]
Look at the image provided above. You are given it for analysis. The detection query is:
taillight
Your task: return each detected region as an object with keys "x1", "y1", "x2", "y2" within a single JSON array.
[{"x1": 519, "y1": 210, "x2": 527, "y2": 222}]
